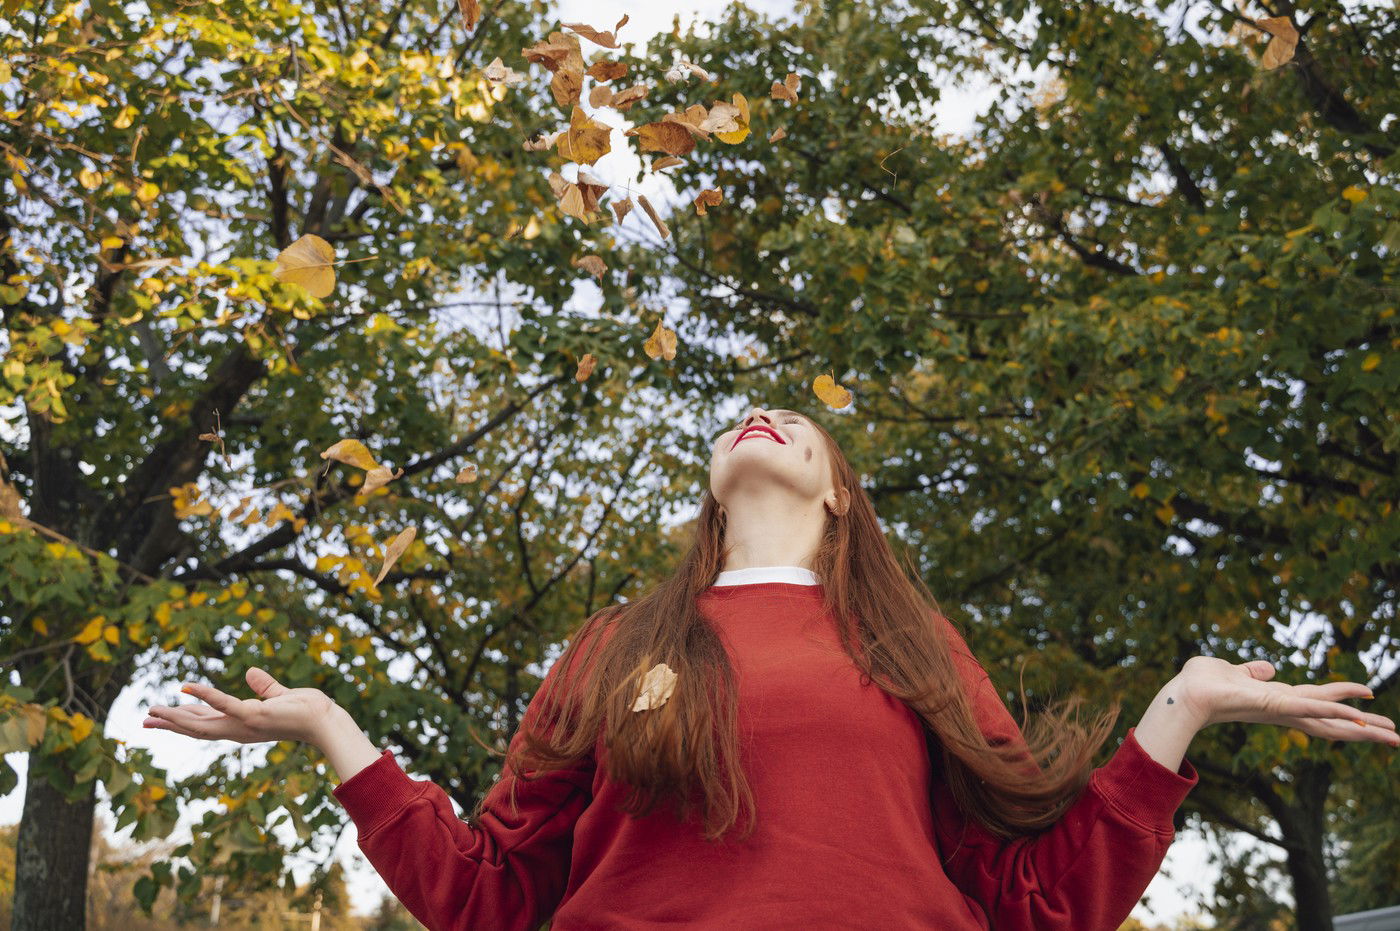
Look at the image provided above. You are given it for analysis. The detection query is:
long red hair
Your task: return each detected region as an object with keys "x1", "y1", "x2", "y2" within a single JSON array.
[{"x1": 484, "y1": 412, "x2": 1120, "y2": 842}]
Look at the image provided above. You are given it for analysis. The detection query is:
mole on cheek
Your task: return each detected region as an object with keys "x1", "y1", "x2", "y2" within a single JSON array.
[{"x1": 804, "y1": 446, "x2": 812, "y2": 462}]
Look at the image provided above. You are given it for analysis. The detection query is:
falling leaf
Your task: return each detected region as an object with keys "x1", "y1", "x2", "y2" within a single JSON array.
[
  {"x1": 361, "y1": 465, "x2": 404, "y2": 495},
  {"x1": 608, "y1": 84, "x2": 647, "y2": 111},
  {"x1": 572, "y1": 254, "x2": 608, "y2": 280},
  {"x1": 522, "y1": 32, "x2": 585, "y2": 74},
  {"x1": 768, "y1": 126, "x2": 787, "y2": 143},
  {"x1": 631, "y1": 662, "x2": 677, "y2": 711},
  {"x1": 586, "y1": 60, "x2": 628, "y2": 82},
  {"x1": 693, "y1": 188, "x2": 723, "y2": 216},
  {"x1": 457, "y1": 0, "x2": 479, "y2": 32},
  {"x1": 770, "y1": 71, "x2": 800, "y2": 102},
  {"x1": 627, "y1": 121, "x2": 696, "y2": 157},
  {"x1": 637, "y1": 194, "x2": 669, "y2": 239},
  {"x1": 663, "y1": 104, "x2": 714, "y2": 140},
  {"x1": 551, "y1": 67, "x2": 583, "y2": 108},
  {"x1": 643, "y1": 320, "x2": 677, "y2": 360},
  {"x1": 611, "y1": 197, "x2": 634, "y2": 223},
  {"x1": 548, "y1": 172, "x2": 590, "y2": 222},
  {"x1": 455, "y1": 463, "x2": 478, "y2": 483},
  {"x1": 664, "y1": 58, "x2": 714, "y2": 82},
  {"x1": 713, "y1": 93, "x2": 750, "y2": 144},
  {"x1": 698, "y1": 100, "x2": 741, "y2": 134},
  {"x1": 198, "y1": 432, "x2": 218, "y2": 442},
  {"x1": 320, "y1": 439, "x2": 379, "y2": 472},
  {"x1": 373, "y1": 526, "x2": 417, "y2": 587},
  {"x1": 813, "y1": 372, "x2": 853, "y2": 409},
  {"x1": 273, "y1": 233, "x2": 336, "y2": 299},
  {"x1": 1254, "y1": 16, "x2": 1299, "y2": 69},
  {"x1": 576, "y1": 352, "x2": 597, "y2": 381},
  {"x1": 523, "y1": 129, "x2": 561, "y2": 151},
  {"x1": 555, "y1": 106, "x2": 612, "y2": 164},
  {"x1": 589, "y1": 84, "x2": 614, "y2": 107},
  {"x1": 563, "y1": 14, "x2": 629, "y2": 49},
  {"x1": 483, "y1": 57, "x2": 527, "y2": 86},
  {"x1": 651, "y1": 156, "x2": 684, "y2": 171}
]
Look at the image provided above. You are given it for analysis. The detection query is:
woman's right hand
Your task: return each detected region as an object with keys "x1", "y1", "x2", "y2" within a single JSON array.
[{"x1": 142, "y1": 667, "x2": 338, "y2": 746}]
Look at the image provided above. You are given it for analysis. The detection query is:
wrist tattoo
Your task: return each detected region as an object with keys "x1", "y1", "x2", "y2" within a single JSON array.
[{"x1": 1166, "y1": 696, "x2": 1175, "y2": 704}]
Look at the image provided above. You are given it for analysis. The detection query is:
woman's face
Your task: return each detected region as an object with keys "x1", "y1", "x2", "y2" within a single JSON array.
[{"x1": 708, "y1": 406, "x2": 837, "y2": 515}]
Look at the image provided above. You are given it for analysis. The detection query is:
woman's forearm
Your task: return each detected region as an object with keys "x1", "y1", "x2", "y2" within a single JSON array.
[
  {"x1": 1131, "y1": 676, "x2": 1207, "y2": 773},
  {"x1": 312, "y1": 704, "x2": 385, "y2": 784}
]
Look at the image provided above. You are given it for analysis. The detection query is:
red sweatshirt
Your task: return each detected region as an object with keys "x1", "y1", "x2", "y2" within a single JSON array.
[{"x1": 332, "y1": 579, "x2": 1198, "y2": 931}]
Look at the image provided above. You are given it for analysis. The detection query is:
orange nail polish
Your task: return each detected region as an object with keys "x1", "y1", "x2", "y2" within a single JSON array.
[{"x1": 1353, "y1": 719, "x2": 1368, "y2": 727}]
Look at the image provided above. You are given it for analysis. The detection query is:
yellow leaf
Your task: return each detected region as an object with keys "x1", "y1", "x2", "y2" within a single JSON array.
[
  {"x1": 1341, "y1": 186, "x2": 1366, "y2": 204},
  {"x1": 1130, "y1": 482, "x2": 1150, "y2": 499},
  {"x1": 631, "y1": 662, "x2": 677, "y2": 711},
  {"x1": 69, "y1": 712, "x2": 94, "y2": 743},
  {"x1": 714, "y1": 93, "x2": 750, "y2": 144},
  {"x1": 148, "y1": 783, "x2": 167, "y2": 801},
  {"x1": 374, "y1": 526, "x2": 417, "y2": 587},
  {"x1": 813, "y1": 372, "x2": 853, "y2": 409},
  {"x1": 320, "y1": 438, "x2": 380, "y2": 471},
  {"x1": 75, "y1": 616, "x2": 106, "y2": 645},
  {"x1": 135, "y1": 181, "x2": 160, "y2": 204},
  {"x1": 555, "y1": 105, "x2": 611, "y2": 165},
  {"x1": 361, "y1": 465, "x2": 404, "y2": 495},
  {"x1": 33, "y1": 618, "x2": 47, "y2": 636},
  {"x1": 273, "y1": 233, "x2": 337, "y2": 299},
  {"x1": 153, "y1": 603, "x2": 172, "y2": 628},
  {"x1": 848, "y1": 264, "x2": 868, "y2": 284},
  {"x1": 1362, "y1": 353, "x2": 1380, "y2": 371},
  {"x1": 235, "y1": 600, "x2": 253, "y2": 617},
  {"x1": 643, "y1": 320, "x2": 677, "y2": 360},
  {"x1": 102, "y1": 625, "x2": 119, "y2": 645}
]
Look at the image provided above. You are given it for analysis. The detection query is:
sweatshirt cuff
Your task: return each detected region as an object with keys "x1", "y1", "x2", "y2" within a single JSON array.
[
  {"x1": 1089, "y1": 726, "x2": 1199, "y2": 835},
  {"x1": 331, "y1": 748, "x2": 428, "y2": 839}
]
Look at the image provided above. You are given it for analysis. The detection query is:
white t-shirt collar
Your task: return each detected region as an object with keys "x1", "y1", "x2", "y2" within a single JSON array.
[{"x1": 711, "y1": 565, "x2": 820, "y2": 587}]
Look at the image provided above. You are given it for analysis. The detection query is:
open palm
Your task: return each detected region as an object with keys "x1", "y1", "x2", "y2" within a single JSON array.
[
  {"x1": 142, "y1": 667, "x2": 336, "y2": 746},
  {"x1": 1176, "y1": 656, "x2": 1398, "y2": 746}
]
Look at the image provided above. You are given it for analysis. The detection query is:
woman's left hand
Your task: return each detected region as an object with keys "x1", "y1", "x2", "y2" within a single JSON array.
[{"x1": 1174, "y1": 656, "x2": 1399, "y2": 747}]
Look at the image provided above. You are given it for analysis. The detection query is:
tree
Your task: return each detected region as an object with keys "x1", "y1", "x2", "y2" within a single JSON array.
[{"x1": 0, "y1": 0, "x2": 723, "y2": 925}]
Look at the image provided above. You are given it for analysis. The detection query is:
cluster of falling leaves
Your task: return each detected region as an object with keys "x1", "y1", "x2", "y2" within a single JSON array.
[{"x1": 268, "y1": 25, "x2": 853, "y2": 409}]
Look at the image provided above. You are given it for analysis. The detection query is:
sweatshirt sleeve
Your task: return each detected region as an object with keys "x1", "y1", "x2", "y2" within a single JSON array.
[
  {"x1": 929, "y1": 616, "x2": 1199, "y2": 931},
  {"x1": 331, "y1": 621, "x2": 608, "y2": 931}
]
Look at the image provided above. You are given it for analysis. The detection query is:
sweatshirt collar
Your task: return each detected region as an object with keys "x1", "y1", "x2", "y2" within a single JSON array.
[{"x1": 711, "y1": 565, "x2": 820, "y2": 587}]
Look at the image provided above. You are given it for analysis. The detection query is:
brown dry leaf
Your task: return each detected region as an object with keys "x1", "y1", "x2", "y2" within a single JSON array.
[
  {"x1": 197, "y1": 432, "x2": 219, "y2": 442},
  {"x1": 628, "y1": 121, "x2": 695, "y2": 156},
  {"x1": 457, "y1": 0, "x2": 479, "y2": 32},
  {"x1": 484, "y1": 56, "x2": 527, "y2": 86},
  {"x1": 523, "y1": 129, "x2": 561, "y2": 151},
  {"x1": 575, "y1": 169, "x2": 609, "y2": 212},
  {"x1": 556, "y1": 106, "x2": 612, "y2": 164},
  {"x1": 611, "y1": 197, "x2": 634, "y2": 223},
  {"x1": 637, "y1": 195, "x2": 670, "y2": 238},
  {"x1": 320, "y1": 439, "x2": 380, "y2": 472},
  {"x1": 522, "y1": 32, "x2": 584, "y2": 74},
  {"x1": 651, "y1": 156, "x2": 684, "y2": 171},
  {"x1": 455, "y1": 463, "x2": 478, "y2": 483},
  {"x1": 589, "y1": 84, "x2": 614, "y2": 107},
  {"x1": 813, "y1": 372, "x2": 853, "y2": 409},
  {"x1": 563, "y1": 13, "x2": 629, "y2": 49},
  {"x1": 768, "y1": 126, "x2": 787, "y2": 143},
  {"x1": 608, "y1": 84, "x2": 648, "y2": 111},
  {"x1": 549, "y1": 171, "x2": 591, "y2": 222},
  {"x1": 630, "y1": 662, "x2": 677, "y2": 711},
  {"x1": 572, "y1": 254, "x2": 608, "y2": 280},
  {"x1": 586, "y1": 60, "x2": 628, "y2": 82},
  {"x1": 361, "y1": 465, "x2": 404, "y2": 495},
  {"x1": 273, "y1": 233, "x2": 336, "y2": 299},
  {"x1": 693, "y1": 188, "x2": 723, "y2": 216},
  {"x1": 770, "y1": 71, "x2": 800, "y2": 102},
  {"x1": 643, "y1": 320, "x2": 677, "y2": 360},
  {"x1": 551, "y1": 67, "x2": 584, "y2": 108},
  {"x1": 373, "y1": 526, "x2": 417, "y2": 587},
  {"x1": 576, "y1": 352, "x2": 597, "y2": 382},
  {"x1": 1254, "y1": 16, "x2": 1299, "y2": 69}
]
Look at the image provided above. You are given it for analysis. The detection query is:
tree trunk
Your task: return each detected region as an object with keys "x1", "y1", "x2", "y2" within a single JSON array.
[
  {"x1": 11, "y1": 760, "x2": 98, "y2": 931},
  {"x1": 1277, "y1": 761, "x2": 1335, "y2": 931}
]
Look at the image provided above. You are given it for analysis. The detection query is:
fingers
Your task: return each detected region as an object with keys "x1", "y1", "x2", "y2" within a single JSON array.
[
  {"x1": 1242, "y1": 660, "x2": 1276, "y2": 681},
  {"x1": 246, "y1": 666, "x2": 289, "y2": 699},
  {"x1": 1286, "y1": 694, "x2": 1396, "y2": 729},
  {"x1": 1291, "y1": 717, "x2": 1400, "y2": 747},
  {"x1": 180, "y1": 681, "x2": 251, "y2": 719}
]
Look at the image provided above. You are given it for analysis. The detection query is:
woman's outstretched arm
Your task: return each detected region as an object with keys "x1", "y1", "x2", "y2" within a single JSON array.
[
  {"x1": 928, "y1": 619, "x2": 1397, "y2": 931},
  {"x1": 143, "y1": 655, "x2": 596, "y2": 931}
]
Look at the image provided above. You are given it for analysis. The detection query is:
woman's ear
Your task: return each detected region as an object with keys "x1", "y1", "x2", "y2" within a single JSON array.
[{"x1": 825, "y1": 487, "x2": 851, "y2": 517}]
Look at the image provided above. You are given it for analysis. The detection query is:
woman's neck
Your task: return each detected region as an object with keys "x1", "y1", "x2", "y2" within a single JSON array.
[{"x1": 718, "y1": 493, "x2": 827, "y2": 573}]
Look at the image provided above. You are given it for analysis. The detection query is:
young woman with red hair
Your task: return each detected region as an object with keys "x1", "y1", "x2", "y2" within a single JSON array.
[{"x1": 145, "y1": 405, "x2": 1397, "y2": 930}]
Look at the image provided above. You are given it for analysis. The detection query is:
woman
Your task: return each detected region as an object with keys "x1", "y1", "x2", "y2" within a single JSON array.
[{"x1": 143, "y1": 405, "x2": 1397, "y2": 931}]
